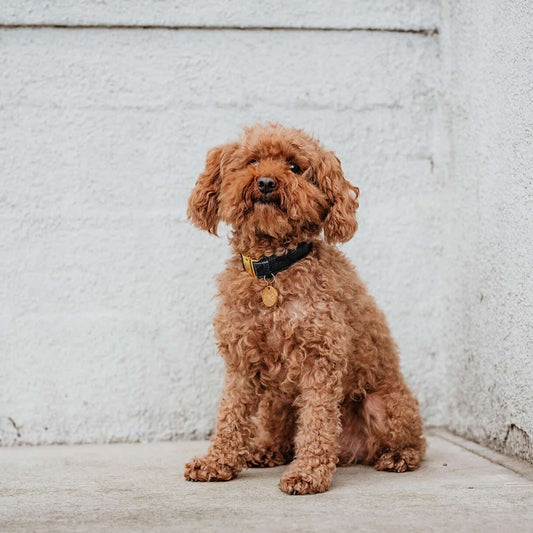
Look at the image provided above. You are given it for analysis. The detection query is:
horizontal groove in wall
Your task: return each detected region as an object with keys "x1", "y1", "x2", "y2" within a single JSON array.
[{"x1": 0, "y1": 23, "x2": 438, "y2": 35}]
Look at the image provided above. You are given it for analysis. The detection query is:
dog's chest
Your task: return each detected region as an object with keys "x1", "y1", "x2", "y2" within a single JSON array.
[{"x1": 216, "y1": 276, "x2": 328, "y2": 357}]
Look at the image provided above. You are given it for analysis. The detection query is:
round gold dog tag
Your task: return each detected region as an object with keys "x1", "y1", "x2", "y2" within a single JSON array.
[{"x1": 261, "y1": 286, "x2": 279, "y2": 307}]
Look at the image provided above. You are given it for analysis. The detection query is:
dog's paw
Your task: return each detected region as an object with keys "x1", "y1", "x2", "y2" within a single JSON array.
[
  {"x1": 247, "y1": 446, "x2": 293, "y2": 468},
  {"x1": 279, "y1": 464, "x2": 332, "y2": 495},
  {"x1": 184, "y1": 456, "x2": 239, "y2": 482},
  {"x1": 374, "y1": 447, "x2": 422, "y2": 473}
]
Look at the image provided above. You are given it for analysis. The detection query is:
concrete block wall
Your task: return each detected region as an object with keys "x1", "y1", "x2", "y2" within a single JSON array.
[
  {"x1": 0, "y1": 1, "x2": 445, "y2": 445},
  {"x1": 440, "y1": 0, "x2": 533, "y2": 462},
  {"x1": 2, "y1": 1, "x2": 532, "y2": 462}
]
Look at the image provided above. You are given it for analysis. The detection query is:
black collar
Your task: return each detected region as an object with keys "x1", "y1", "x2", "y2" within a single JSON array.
[{"x1": 241, "y1": 242, "x2": 313, "y2": 279}]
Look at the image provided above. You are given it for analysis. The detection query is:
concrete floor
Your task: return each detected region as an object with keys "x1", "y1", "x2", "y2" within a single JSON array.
[{"x1": 1, "y1": 429, "x2": 532, "y2": 533}]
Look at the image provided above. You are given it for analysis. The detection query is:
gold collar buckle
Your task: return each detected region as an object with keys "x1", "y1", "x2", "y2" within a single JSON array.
[{"x1": 241, "y1": 253, "x2": 257, "y2": 278}]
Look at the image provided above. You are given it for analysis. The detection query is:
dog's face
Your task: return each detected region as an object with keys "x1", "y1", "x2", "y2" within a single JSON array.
[{"x1": 187, "y1": 124, "x2": 359, "y2": 245}]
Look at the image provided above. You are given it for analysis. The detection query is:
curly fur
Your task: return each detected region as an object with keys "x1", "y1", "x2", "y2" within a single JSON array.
[{"x1": 184, "y1": 123, "x2": 426, "y2": 495}]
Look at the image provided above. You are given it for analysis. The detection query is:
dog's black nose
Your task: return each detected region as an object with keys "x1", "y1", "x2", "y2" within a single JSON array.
[{"x1": 257, "y1": 176, "x2": 277, "y2": 194}]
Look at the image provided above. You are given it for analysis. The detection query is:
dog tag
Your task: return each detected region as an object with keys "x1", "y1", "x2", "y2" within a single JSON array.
[{"x1": 261, "y1": 286, "x2": 278, "y2": 307}]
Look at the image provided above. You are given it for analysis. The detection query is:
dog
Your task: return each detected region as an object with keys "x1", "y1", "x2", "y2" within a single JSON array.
[{"x1": 184, "y1": 123, "x2": 426, "y2": 495}]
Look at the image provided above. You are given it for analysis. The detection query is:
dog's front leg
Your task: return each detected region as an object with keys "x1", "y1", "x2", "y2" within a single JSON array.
[
  {"x1": 184, "y1": 372, "x2": 260, "y2": 482},
  {"x1": 279, "y1": 358, "x2": 343, "y2": 495}
]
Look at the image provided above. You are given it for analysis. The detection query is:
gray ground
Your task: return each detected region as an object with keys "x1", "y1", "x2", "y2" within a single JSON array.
[{"x1": 1, "y1": 429, "x2": 532, "y2": 532}]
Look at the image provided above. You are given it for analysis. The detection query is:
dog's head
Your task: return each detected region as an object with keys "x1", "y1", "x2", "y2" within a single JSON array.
[{"x1": 187, "y1": 123, "x2": 359, "y2": 245}]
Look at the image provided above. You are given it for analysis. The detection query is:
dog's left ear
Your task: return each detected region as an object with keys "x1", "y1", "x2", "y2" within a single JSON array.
[{"x1": 315, "y1": 151, "x2": 359, "y2": 243}]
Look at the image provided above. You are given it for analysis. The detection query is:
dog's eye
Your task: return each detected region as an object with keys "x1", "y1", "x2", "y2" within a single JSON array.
[
  {"x1": 248, "y1": 159, "x2": 259, "y2": 167},
  {"x1": 288, "y1": 162, "x2": 301, "y2": 174}
]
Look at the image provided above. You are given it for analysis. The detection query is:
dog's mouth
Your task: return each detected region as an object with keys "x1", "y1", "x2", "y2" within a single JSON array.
[
  {"x1": 252, "y1": 191, "x2": 281, "y2": 209},
  {"x1": 253, "y1": 193, "x2": 282, "y2": 209},
  {"x1": 242, "y1": 183, "x2": 285, "y2": 216}
]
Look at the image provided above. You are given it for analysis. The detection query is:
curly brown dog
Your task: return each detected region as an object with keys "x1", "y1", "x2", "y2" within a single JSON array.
[{"x1": 184, "y1": 123, "x2": 426, "y2": 495}]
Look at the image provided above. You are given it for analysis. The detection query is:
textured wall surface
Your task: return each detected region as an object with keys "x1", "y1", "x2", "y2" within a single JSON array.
[
  {"x1": 3, "y1": 2, "x2": 532, "y2": 464},
  {"x1": 0, "y1": 1, "x2": 444, "y2": 445},
  {"x1": 441, "y1": 0, "x2": 533, "y2": 461},
  {"x1": 1, "y1": 0, "x2": 440, "y2": 30}
]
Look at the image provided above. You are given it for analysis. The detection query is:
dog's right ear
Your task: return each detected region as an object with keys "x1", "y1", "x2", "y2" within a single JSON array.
[{"x1": 187, "y1": 143, "x2": 236, "y2": 235}]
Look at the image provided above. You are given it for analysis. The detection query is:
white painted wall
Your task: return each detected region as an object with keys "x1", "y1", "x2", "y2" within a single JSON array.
[
  {"x1": 3, "y1": 1, "x2": 532, "y2": 462},
  {"x1": 0, "y1": 1, "x2": 444, "y2": 445},
  {"x1": 2, "y1": 0, "x2": 440, "y2": 30},
  {"x1": 440, "y1": 0, "x2": 533, "y2": 461}
]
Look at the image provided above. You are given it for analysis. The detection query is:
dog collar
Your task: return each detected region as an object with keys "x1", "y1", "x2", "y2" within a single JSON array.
[{"x1": 241, "y1": 242, "x2": 313, "y2": 279}]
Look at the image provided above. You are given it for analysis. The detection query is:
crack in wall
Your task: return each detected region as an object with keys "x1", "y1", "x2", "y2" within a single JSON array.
[
  {"x1": 503, "y1": 424, "x2": 532, "y2": 462},
  {"x1": 0, "y1": 23, "x2": 438, "y2": 35},
  {"x1": 8, "y1": 417, "x2": 21, "y2": 438}
]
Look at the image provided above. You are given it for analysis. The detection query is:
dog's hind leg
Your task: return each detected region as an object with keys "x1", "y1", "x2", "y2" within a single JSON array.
[
  {"x1": 247, "y1": 393, "x2": 295, "y2": 468},
  {"x1": 361, "y1": 385, "x2": 426, "y2": 472}
]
